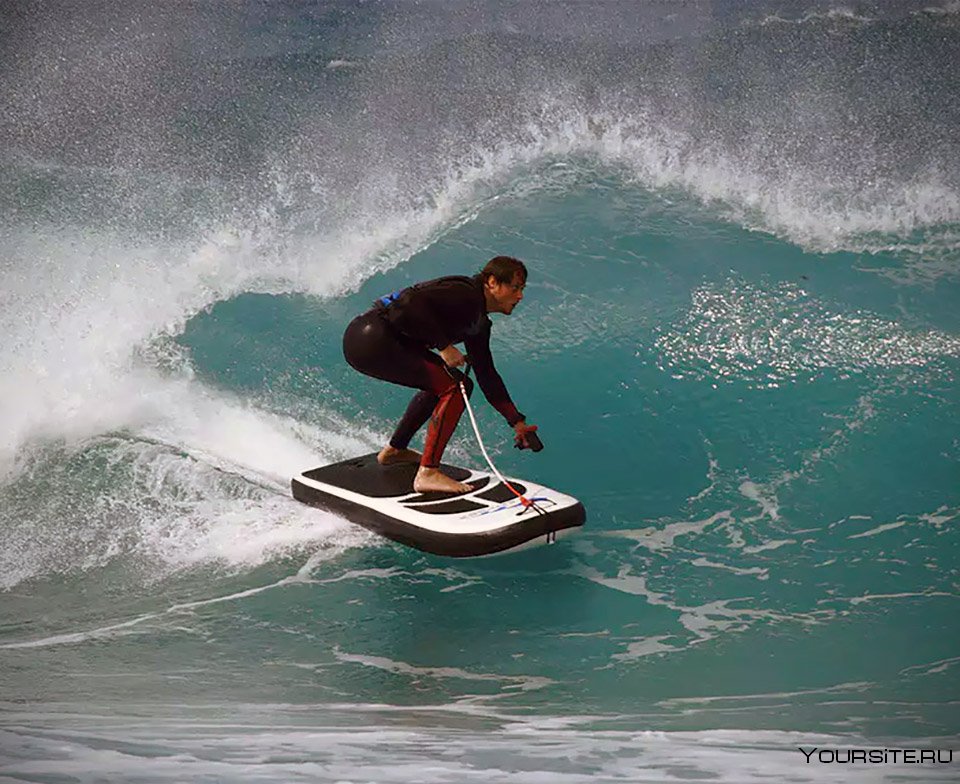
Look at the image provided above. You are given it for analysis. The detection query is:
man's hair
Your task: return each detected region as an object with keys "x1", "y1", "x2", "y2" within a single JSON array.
[{"x1": 479, "y1": 255, "x2": 527, "y2": 284}]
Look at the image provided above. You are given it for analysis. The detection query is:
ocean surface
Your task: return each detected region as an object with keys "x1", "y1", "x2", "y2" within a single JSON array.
[{"x1": 2, "y1": 1, "x2": 959, "y2": 781}]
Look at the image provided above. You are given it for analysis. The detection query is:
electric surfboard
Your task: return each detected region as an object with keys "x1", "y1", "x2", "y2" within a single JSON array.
[{"x1": 291, "y1": 453, "x2": 585, "y2": 557}]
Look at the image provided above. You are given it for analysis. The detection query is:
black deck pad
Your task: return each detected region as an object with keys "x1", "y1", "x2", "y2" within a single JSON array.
[
  {"x1": 301, "y1": 453, "x2": 473, "y2": 499},
  {"x1": 475, "y1": 482, "x2": 527, "y2": 502},
  {"x1": 405, "y1": 499, "x2": 487, "y2": 514}
]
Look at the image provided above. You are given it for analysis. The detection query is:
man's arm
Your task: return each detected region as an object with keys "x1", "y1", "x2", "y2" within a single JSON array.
[{"x1": 464, "y1": 324, "x2": 524, "y2": 426}]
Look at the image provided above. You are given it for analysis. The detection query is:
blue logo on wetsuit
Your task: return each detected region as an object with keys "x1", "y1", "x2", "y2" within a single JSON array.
[{"x1": 378, "y1": 289, "x2": 404, "y2": 308}]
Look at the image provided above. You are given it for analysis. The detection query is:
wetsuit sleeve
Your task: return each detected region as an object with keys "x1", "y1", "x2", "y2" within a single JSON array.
[{"x1": 464, "y1": 322, "x2": 524, "y2": 426}]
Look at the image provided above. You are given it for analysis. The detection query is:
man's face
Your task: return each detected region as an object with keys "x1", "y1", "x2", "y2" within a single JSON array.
[{"x1": 487, "y1": 273, "x2": 525, "y2": 314}]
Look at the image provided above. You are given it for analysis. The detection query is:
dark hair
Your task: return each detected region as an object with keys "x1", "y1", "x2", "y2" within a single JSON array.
[{"x1": 479, "y1": 255, "x2": 527, "y2": 284}]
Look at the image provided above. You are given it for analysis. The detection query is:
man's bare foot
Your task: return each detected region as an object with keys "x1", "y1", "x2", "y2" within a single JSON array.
[
  {"x1": 413, "y1": 467, "x2": 472, "y2": 494},
  {"x1": 378, "y1": 445, "x2": 422, "y2": 465}
]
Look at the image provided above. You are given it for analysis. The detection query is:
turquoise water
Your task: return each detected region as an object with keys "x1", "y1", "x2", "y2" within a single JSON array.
[{"x1": 2, "y1": 2, "x2": 959, "y2": 781}]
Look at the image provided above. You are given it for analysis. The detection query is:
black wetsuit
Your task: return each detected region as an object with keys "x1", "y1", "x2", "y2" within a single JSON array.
[{"x1": 342, "y1": 275, "x2": 522, "y2": 467}]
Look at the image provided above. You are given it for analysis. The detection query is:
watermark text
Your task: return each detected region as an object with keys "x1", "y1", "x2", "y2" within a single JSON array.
[{"x1": 799, "y1": 747, "x2": 954, "y2": 765}]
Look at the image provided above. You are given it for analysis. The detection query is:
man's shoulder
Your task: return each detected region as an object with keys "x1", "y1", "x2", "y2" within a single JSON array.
[
  {"x1": 415, "y1": 274, "x2": 480, "y2": 291},
  {"x1": 411, "y1": 275, "x2": 485, "y2": 306}
]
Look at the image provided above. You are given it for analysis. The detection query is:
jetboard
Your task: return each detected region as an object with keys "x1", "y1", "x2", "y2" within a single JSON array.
[{"x1": 291, "y1": 453, "x2": 585, "y2": 557}]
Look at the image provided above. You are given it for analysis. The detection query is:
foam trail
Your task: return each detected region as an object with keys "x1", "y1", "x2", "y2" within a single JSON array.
[{"x1": 0, "y1": 368, "x2": 383, "y2": 589}]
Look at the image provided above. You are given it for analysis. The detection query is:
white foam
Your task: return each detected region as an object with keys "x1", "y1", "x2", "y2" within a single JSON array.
[
  {"x1": 743, "y1": 539, "x2": 796, "y2": 554},
  {"x1": 0, "y1": 377, "x2": 376, "y2": 589},
  {"x1": 573, "y1": 557, "x2": 836, "y2": 660},
  {"x1": 900, "y1": 655, "x2": 960, "y2": 677},
  {"x1": 919, "y1": 506, "x2": 959, "y2": 529},
  {"x1": 847, "y1": 521, "x2": 908, "y2": 540},
  {"x1": 332, "y1": 649, "x2": 555, "y2": 694},
  {"x1": 656, "y1": 279, "x2": 960, "y2": 387},
  {"x1": 2, "y1": 715, "x2": 953, "y2": 784},
  {"x1": 748, "y1": 7, "x2": 878, "y2": 27},
  {"x1": 603, "y1": 510, "x2": 733, "y2": 552},
  {"x1": 488, "y1": 103, "x2": 960, "y2": 256},
  {"x1": 610, "y1": 635, "x2": 679, "y2": 661},
  {"x1": 690, "y1": 558, "x2": 770, "y2": 580},
  {"x1": 739, "y1": 481, "x2": 781, "y2": 521},
  {"x1": 920, "y1": 1, "x2": 960, "y2": 16}
]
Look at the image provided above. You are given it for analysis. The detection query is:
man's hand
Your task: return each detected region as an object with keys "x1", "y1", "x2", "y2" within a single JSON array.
[
  {"x1": 513, "y1": 421, "x2": 540, "y2": 450},
  {"x1": 439, "y1": 345, "x2": 466, "y2": 368}
]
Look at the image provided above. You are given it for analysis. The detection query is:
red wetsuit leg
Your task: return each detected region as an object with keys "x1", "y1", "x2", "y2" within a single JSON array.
[{"x1": 420, "y1": 362, "x2": 465, "y2": 468}]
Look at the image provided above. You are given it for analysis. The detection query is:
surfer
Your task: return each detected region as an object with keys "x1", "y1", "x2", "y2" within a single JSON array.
[{"x1": 342, "y1": 256, "x2": 539, "y2": 494}]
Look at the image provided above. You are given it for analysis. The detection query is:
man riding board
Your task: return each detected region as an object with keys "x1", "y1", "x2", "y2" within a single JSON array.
[{"x1": 342, "y1": 255, "x2": 538, "y2": 494}]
